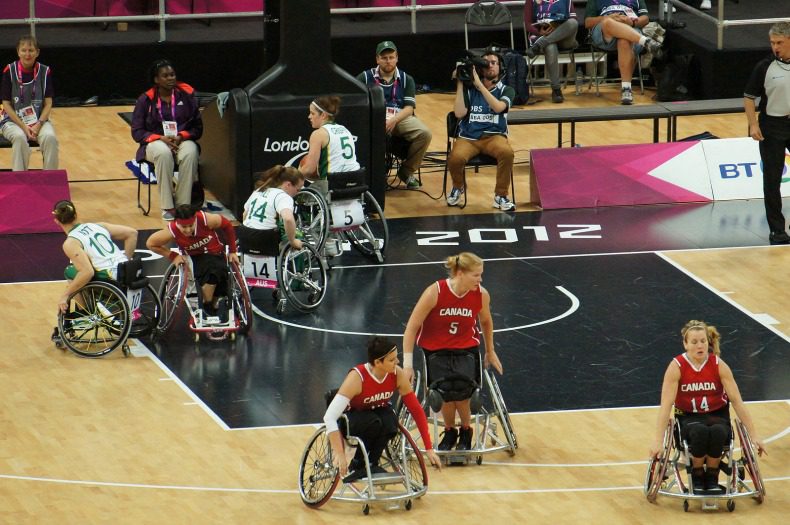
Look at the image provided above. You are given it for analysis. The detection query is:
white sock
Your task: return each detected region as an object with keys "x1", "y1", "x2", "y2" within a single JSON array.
[
  {"x1": 638, "y1": 35, "x2": 648, "y2": 46},
  {"x1": 622, "y1": 82, "x2": 632, "y2": 90}
]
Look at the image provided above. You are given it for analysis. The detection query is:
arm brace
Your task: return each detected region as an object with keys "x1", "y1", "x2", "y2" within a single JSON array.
[
  {"x1": 403, "y1": 391, "x2": 433, "y2": 450},
  {"x1": 219, "y1": 216, "x2": 237, "y2": 252},
  {"x1": 323, "y1": 393, "x2": 350, "y2": 434}
]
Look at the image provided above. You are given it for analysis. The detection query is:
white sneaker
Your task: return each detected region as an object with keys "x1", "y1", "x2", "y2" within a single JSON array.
[
  {"x1": 700, "y1": 0, "x2": 711, "y2": 10},
  {"x1": 493, "y1": 194, "x2": 515, "y2": 211},
  {"x1": 621, "y1": 87, "x2": 634, "y2": 105},
  {"x1": 447, "y1": 187, "x2": 464, "y2": 207}
]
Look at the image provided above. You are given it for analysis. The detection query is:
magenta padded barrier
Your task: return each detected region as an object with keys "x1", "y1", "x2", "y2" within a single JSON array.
[
  {"x1": 0, "y1": 170, "x2": 70, "y2": 235},
  {"x1": 530, "y1": 142, "x2": 712, "y2": 210}
]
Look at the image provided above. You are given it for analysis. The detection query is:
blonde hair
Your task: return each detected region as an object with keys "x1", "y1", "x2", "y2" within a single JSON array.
[
  {"x1": 444, "y1": 252, "x2": 483, "y2": 276},
  {"x1": 681, "y1": 320, "x2": 721, "y2": 356}
]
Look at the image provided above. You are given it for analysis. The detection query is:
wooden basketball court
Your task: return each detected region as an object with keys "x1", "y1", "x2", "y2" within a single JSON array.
[{"x1": 1, "y1": 86, "x2": 788, "y2": 523}]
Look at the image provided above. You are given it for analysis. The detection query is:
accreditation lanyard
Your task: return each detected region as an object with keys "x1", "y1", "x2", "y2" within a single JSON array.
[
  {"x1": 374, "y1": 70, "x2": 400, "y2": 107},
  {"x1": 15, "y1": 61, "x2": 41, "y2": 125},
  {"x1": 156, "y1": 92, "x2": 178, "y2": 137}
]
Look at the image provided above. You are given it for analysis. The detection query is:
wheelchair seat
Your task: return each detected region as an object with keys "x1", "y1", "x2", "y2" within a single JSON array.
[
  {"x1": 116, "y1": 256, "x2": 150, "y2": 290},
  {"x1": 328, "y1": 168, "x2": 369, "y2": 200},
  {"x1": 237, "y1": 224, "x2": 281, "y2": 256}
]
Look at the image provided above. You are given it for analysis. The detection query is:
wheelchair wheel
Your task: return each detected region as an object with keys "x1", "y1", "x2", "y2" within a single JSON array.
[
  {"x1": 294, "y1": 187, "x2": 329, "y2": 254},
  {"x1": 342, "y1": 191, "x2": 388, "y2": 263},
  {"x1": 645, "y1": 419, "x2": 673, "y2": 503},
  {"x1": 128, "y1": 284, "x2": 162, "y2": 339},
  {"x1": 228, "y1": 261, "x2": 253, "y2": 334},
  {"x1": 157, "y1": 263, "x2": 186, "y2": 332},
  {"x1": 485, "y1": 369, "x2": 518, "y2": 453},
  {"x1": 736, "y1": 419, "x2": 766, "y2": 503},
  {"x1": 277, "y1": 243, "x2": 327, "y2": 313},
  {"x1": 384, "y1": 423, "x2": 429, "y2": 494},
  {"x1": 298, "y1": 426, "x2": 340, "y2": 508},
  {"x1": 58, "y1": 281, "x2": 132, "y2": 358}
]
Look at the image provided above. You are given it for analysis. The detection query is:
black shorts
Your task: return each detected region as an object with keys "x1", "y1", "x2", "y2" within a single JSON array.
[
  {"x1": 423, "y1": 347, "x2": 479, "y2": 401},
  {"x1": 190, "y1": 254, "x2": 228, "y2": 291}
]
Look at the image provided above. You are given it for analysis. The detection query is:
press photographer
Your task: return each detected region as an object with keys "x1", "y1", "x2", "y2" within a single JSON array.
[{"x1": 446, "y1": 47, "x2": 516, "y2": 212}]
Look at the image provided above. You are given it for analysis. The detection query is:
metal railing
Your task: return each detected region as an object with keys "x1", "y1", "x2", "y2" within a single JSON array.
[
  {"x1": 659, "y1": 0, "x2": 790, "y2": 50},
  {"x1": 0, "y1": 1, "x2": 531, "y2": 42}
]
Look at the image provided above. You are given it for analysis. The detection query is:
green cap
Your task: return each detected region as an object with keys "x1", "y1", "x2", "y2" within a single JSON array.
[{"x1": 376, "y1": 40, "x2": 397, "y2": 55}]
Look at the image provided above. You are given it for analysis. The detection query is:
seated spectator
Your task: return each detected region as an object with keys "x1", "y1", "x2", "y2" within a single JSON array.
[
  {"x1": 524, "y1": 0, "x2": 580, "y2": 103},
  {"x1": 447, "y1": 48, "x2": 515, "y2": 211},
  {"x1": 584, "y1": 0, "x2": 663, "y2": 105},
  {"x1": 131, "y1": 59, "x2": 202, "y2": 221},
  {"x1": 0, "y1": 35, "x2": 59, "y2": 171},
  {"x1": 357, "y1": 40, "x2": 431, "y2": 189}
]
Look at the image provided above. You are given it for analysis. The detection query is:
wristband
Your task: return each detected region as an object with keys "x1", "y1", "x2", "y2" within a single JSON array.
[{"x1": 404, "y1": 352, "x2": 413, "y2": 368}]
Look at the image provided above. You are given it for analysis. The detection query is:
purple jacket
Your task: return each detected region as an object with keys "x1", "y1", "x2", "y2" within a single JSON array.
[
  {"x1": 130, "y1": 81, "x2": 203, "y2": 163},
  {"x1": 524, "y1": 0, "x2": 576, "y2": 37}
]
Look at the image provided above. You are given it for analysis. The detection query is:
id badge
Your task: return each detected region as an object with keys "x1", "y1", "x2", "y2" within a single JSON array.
[
  {"x1": 18, "y1": 105, "x2": 38, "y2": 126},
  {"x1": 385, "y1": 106, "x2": 400, "y2": 120},
  {"x1": 162, "y1": 120, "x2": 178, "y2": 138}
]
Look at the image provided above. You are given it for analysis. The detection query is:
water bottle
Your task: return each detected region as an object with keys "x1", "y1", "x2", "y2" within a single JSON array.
[{"x1": 575, "y1": 67, "x2": 583, "y2": 96}]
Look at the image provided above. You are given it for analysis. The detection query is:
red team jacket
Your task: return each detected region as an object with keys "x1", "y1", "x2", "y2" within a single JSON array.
[
  {"x1": 347, "y1": 363, "x2": 398, "y2": 411},
  {"x1": 417, "y1": 279, "x2": 482, "y2": 351},
  {"x1": 673, "y1": 353, "x2": 728, "y2": 415},
  {"x1": 168, "y1": 211, "x2": 225, "y2": 256}
]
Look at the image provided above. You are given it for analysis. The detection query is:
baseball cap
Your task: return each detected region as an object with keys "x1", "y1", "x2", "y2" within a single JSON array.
[{"x1": 376, "y1": 40, "x2": 397, "y2": 55}]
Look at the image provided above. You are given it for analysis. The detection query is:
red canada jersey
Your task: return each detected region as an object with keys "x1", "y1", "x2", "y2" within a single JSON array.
[
  {"x1": 347, "y1": 363, "x2": 397, "y2": 411},
  {"x1": 673, "y1": 353, "x2": 728, "y2": 414},
  {"x1": 168, "y1": 211, "x2": 225, "y2": 256},
  {"x1": 416, "y1": 279, "x2": 482, "y2": 351}
]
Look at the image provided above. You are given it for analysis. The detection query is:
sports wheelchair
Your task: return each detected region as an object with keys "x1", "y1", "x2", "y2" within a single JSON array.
[
  {"x1": 645, "y1": 417, "x2": 766, "y2": 512},
  {"x1": 237, "y1": 225, "x2": 327, "y2": 315},
  {"x1": 399, "y1": 350, "x2": 517, "y2": 466},
  {"x1": 299, "y1": 404, "x2": 428, "y2": 515},
  {"x1": 157, "y1": 251, "x2": 252, "y2": 342},
  {"x1": 54, "y1": 257, "x2": 161, "y2": 358},
  {"x1": 294, "y1": 169, "x2": 388, "y2": 264}
]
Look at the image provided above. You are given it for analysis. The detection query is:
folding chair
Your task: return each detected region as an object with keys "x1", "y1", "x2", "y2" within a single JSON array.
[
  {"x1": 464, "y1": 1, "x2": 515, "y2": 51},
  {"x1": 589, "y1": 39, "x2": 645, "y2": 97}
]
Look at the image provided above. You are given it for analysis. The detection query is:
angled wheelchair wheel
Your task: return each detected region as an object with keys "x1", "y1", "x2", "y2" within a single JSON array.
[
  {"x1": 58, "y1": 281, "x2": 132, "y2": 358},
  {"x1": 342, "y1": 191, "x2": 388, "y2": 263},
  {"x1": 298, "y1": 426, "x2": 340, "y2": 508},
  {"x1": 736, "y1": 420, "x2": 766, "y2": 503},
  {"x1": 128, "y1": 284, "x2": 162, "y2": 339},
  {"x1": 157, "y1": 263, "x2": 186, "y2": 333},
  {"x1": 384, "y1": 422, "x2": 428, "y2": 494},
  {"x1": 485, "y1": 369, "x2": 518, "y2": 453},
  {"x1": 645, "y1": 419, "x2": 673, "y2": 504},
  {"x1": 294, "y1": 187, "x2": 329, "y2": 254},
  {"x1": 228, "y1": 261, "x2": 253, "y2": 334},
  {"x1": 277, "y1": 243, "x2": 327, "y2": 313}
]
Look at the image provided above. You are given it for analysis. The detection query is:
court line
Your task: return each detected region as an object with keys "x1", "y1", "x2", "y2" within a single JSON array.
[
  {"x1": 250, "y1": 285, "x2": 579, "y2": 336},
  {"x1": 0, "y1": 473, "x2": 786, "y2": 496},
  {"x1": 657, "y1": 251, "x2": 790, "y2": 345}
]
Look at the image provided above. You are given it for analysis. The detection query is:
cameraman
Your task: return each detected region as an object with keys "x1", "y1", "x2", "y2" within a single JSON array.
[{"x1": 447, "y1": 49, "x2": 515, "y2": 211}]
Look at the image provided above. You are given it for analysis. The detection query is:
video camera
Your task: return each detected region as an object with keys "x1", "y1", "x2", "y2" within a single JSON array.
[{"x1": 456, "y1": 50, "x2": 490, "y2": 85}]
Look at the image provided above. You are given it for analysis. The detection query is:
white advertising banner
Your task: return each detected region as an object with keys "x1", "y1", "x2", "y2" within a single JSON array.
[{"x1": 703, "y1": 137, "x2": 790, "y2": 201}]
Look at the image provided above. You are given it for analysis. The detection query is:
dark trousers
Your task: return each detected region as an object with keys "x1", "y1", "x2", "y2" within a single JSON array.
[
  {"x1": 346, "y1": 406, "x2": 398, "y2": 467},
  {"x1": 760, "y1": 116, "x2": 790, "y2": 233}
]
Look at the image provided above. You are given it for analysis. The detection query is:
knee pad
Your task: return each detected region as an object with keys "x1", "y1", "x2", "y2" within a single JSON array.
[
  {"x1": 685, "y1": 422, "x2": 710, "y2": 458},
  {"x1": 706, "y1": 423, "x2": 729, "y2": 458},
  {"x1": 431, "y1": 375, "x2": 476, "y2": 402}
]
